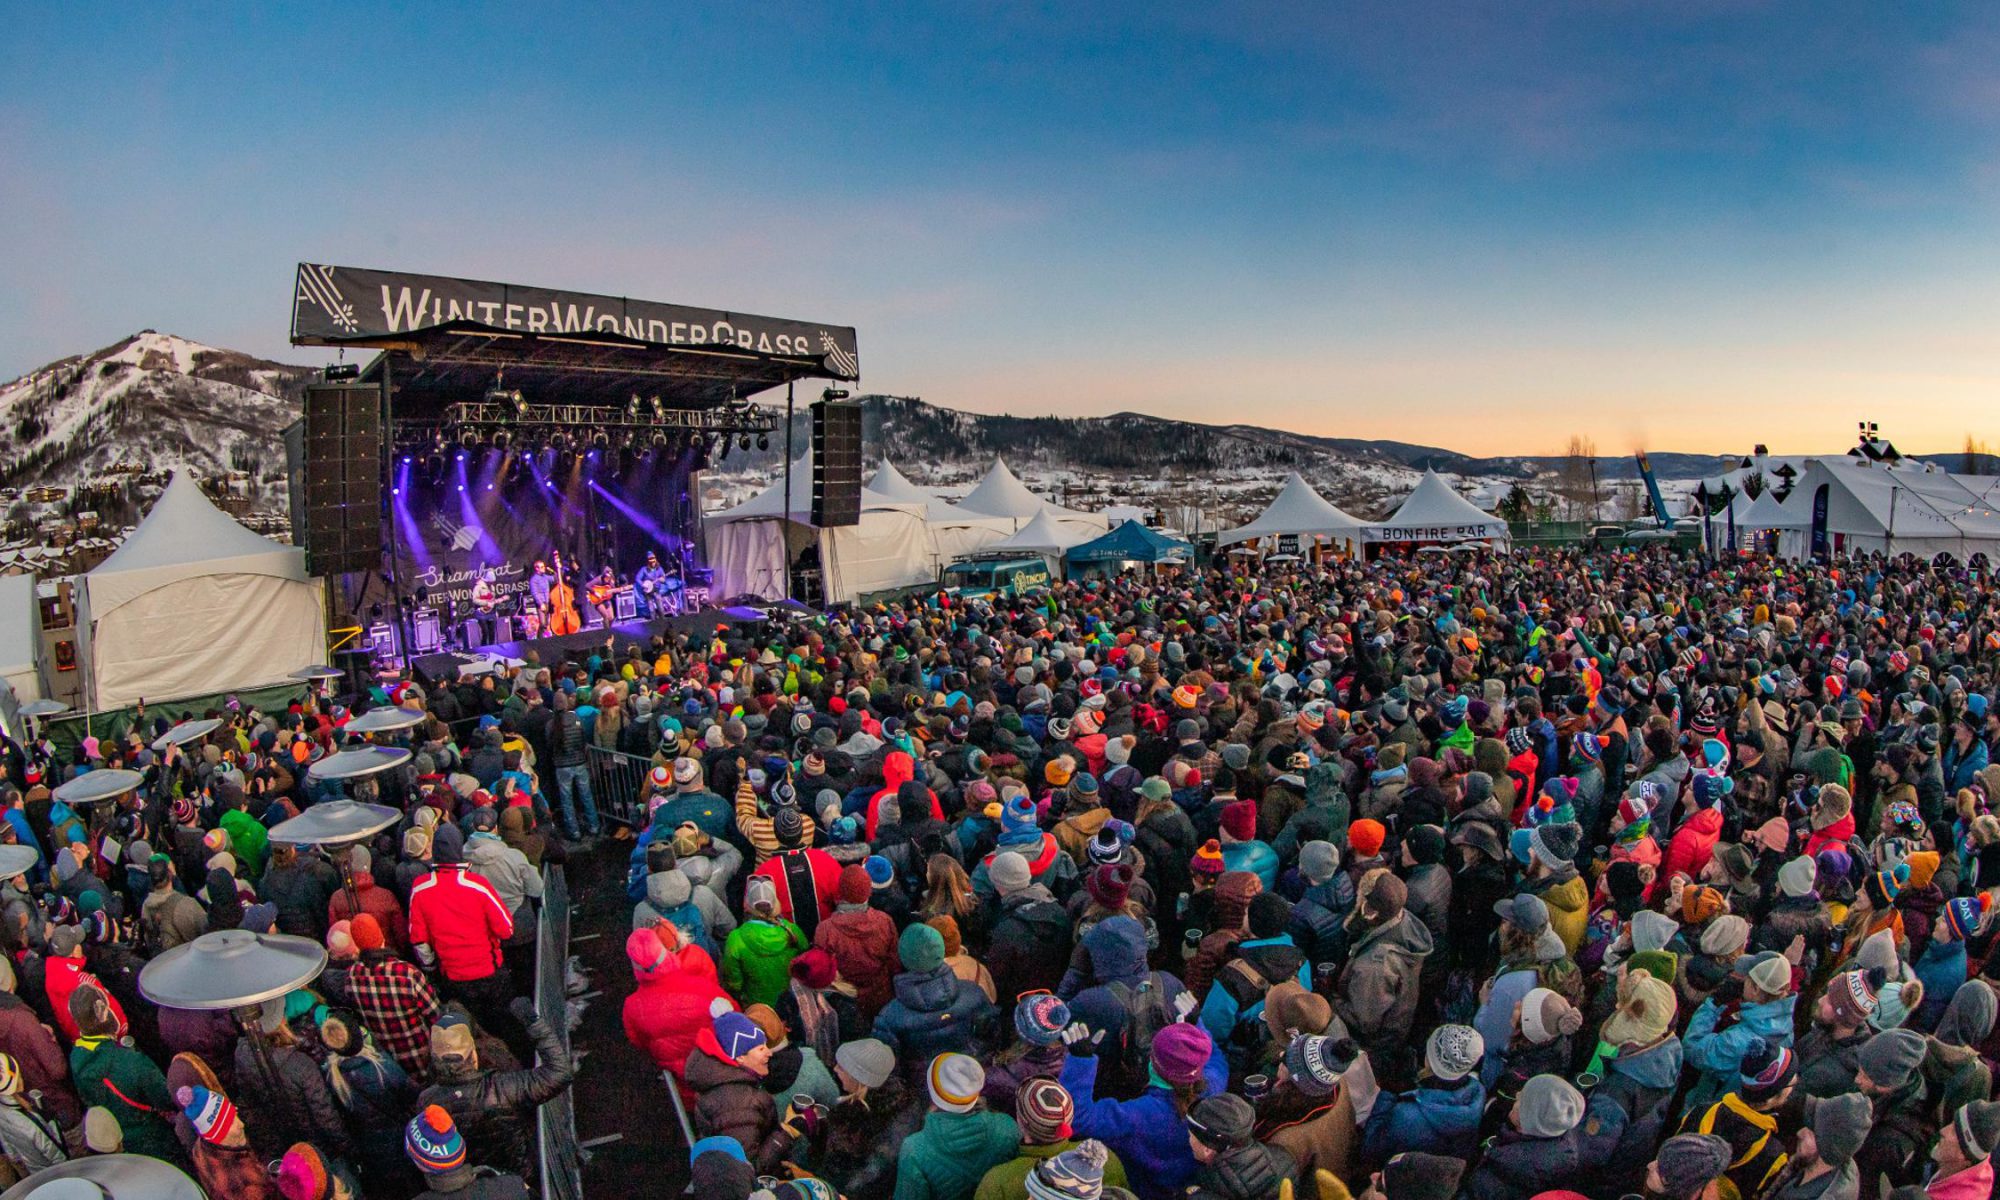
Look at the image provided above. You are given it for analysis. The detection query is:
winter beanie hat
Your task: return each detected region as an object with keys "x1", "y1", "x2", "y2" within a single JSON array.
[
  {"x1": 1519, "y1": 988, "x2": 1584, "y2": 1046},
  {"x1": 712, "y1": 1010, "x2": 767, "y2": 1062},
  {"x1": 989, "y1": 850, "x2": 1034, "y2": 897},
  {"x1": 1738, "y1": 1038, "x2": 1797, "y2": 1102},
  {"x1": 927, "y1": 1052, "x2": 984, "y2": 1113},
  {"x1": 1015, "y1": 1077, "x2": 1074, "y2": 1143},
  {"x1": 899, "y1": 922, "x2": 947, "y2": 973},
  {"x1": 1601, "y1": 970, "x2": 1676, "y2": 1047},
  {"x1": 1299, "y1": 841, "x2": 1340, "y2": 885},
  {"x1": 1191, "y1": 839, "x2": 1226, "y2": 877},
  {"x1": 1631, "y1": 909, "x2": 1679, "y2": 954},
  {"x1": 1382, "y1": 1152, "x2": 1467, "y2": 1200},
  {"x1": 1283, "y1": 1034, "x2": 1351, "y2": 1097},
  {"x1": 406, "y1": 1105, "x2": 466, "y2": 1173},
  {"x1": 177, "y1": 1085, "x2": 237, "y2": 1145},
  {"x1": 1187, "y1": 1093, "x2": 1256, "y2": 1151},
  {"x1": 276, "y1": 1143, "x2": 334, "y2": 1200},
  {"x1": 1150, "y1": 1023, "x2": 1215, "y2": 1086},
  {"x1": 1777, "y1": 856, "x2": 1818, "y2": 899},
  {"x1": 1946, "y1": 894, "x2": 1993, "y2": 942},
  {"x1": 1806, "y1": 1093, "x2": 1872, "y2": 1169},
  {"x1": 1026, "y1": 1138, "x2": 1109, "y2": 1200},
  {"x1": 1826, "y1": 968, "x2": 1885, "y2": 1029},
  {"x1": 1515, "y1": 1074, "x2": 1585, "y2": 1138},
  {"x1": 1856, "y1": 1027, "x2": 1927, "y2": 1091},
  {"x1": 1957, "y1": 1100, "x2": 2000, "y2": 1163},
  {"x1": 1426, "y1": 1024, "x2": 1484, "y2": 1082},
  {"x1": 1655, "y1": 1133, "x2": 1733, "y2": 1199},
  {"x1": 1015, "y1": 993, "x2": 1071, "y2": 1047},
  {"x1": 1348, "y1": 819, "x2": 1386, "y2": 859}
]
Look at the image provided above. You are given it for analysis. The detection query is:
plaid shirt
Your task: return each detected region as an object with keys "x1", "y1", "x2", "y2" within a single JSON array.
[{"x1": 346, "y1": 951, "x2": 442, "y2": 1076}]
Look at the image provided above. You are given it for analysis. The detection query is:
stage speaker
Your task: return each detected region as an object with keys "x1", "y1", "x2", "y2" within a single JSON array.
[
  {"x1": 298, "y1": 383, "x2": 385, "y2": 576},
  {"x1": 811, "y1": 399, "x2": 862, "y2": 527}
]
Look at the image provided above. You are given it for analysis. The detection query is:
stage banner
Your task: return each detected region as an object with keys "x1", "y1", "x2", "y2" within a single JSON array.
[
  {"x1": 401, "y1": 505, "x2": 546, "y2": 614},
  {"x1": 1809, "y1": 484, "x2": 1830, "y2": 558},
  {"x1": 291, "y1": 263, "x2": 859, "y2": 378}
]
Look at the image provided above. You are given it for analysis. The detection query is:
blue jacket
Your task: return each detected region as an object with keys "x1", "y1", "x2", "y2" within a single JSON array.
[
  {"x1": 1196, "y1": 934, "x2": 1309, "y2": 1048},
  {"x1": 1475, "y1": 970, "x2": 1539, "y2": 1088},
  {"x1": 1062, "y1": 1040, "x2": 1229, "y2": 1200},
  {"x1": 1218, "y1": 840, "x2": 1278, "y2": 890},
  {"x1": 1915, "y1": 937, "x2": 1969, "y2": 1027},
  {"x1": 872, "y1": 964, "x2": 996, "y2": 1072},
  {"x1": 1682, "y1": 994, "x2": 1796, "y2": 1114},
  {"x1": 1363, "y1": 1075, "x2": 1485, "y2": 1166},
  {"x1": 1945, "y1": 739, "x2": 1990, "y2": 797}
]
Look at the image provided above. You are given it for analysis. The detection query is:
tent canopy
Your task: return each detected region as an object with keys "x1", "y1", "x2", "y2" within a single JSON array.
[
  {"x1": 1067, "y1": 521, "x2": 1193, "y2": 565},
  {"x1": 955, "y1": 459, "x2": 1108, "y2": 534},
  {"x1": 867, "y1": 460, "x2": 1004, "y2": 526},
  {"x1": 81, "y1": 472, "x2": 323, "y2": 710},
  {"x1": 1217, "y1": 473, "x2": 1367, "y2": 547},
  {"x1": 87, "y1": 474, "x2": 306, "y2": 614},
  {"x1": 0, "y1": 575, "x2": 36, "y2": 683},
  {"x1": 710, "y1": 456, "x2": 922, "y2": 526},
  {"x1": 1742, "y1": 488, "x2": 1807, "y2": 531},
  {"x1": 1366, "y1": 470, "x2": 1510, "y2": 544},
  {"x1": 987, "y1": 508, "x2": 1090, "y2": 555}
]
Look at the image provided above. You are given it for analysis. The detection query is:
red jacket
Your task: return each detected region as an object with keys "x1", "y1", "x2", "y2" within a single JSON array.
[
  {"x1": 1663, "y1": 807, "x2": 1724, "y2": 886},
  {"x1": 813, "y1": 905, "x2": 897, "y2": 1016},
  {"x1": 750, "y1": 848, "x2": 842, "y2": 932},
  {"x1": 407, "y1": 865, "x2": 513, "y2": 982},
  {"x1": 864, "y1": 752, "x2": 943, "y2": 840},
  {"x1": 45, "y1": 954, "x2": 124, "y2": 1044},
  {"x1": 328, "y1": 871, "x2": 409, "y2": 954},
  {"x1": 623, "y1": 940, "x2": 730, "y2": 1080}
]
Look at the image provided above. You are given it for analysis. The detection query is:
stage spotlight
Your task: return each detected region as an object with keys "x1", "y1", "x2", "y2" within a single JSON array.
[
  {"x1": 649, "y1": 395, "x2": 665, "y2": 419},
  {"x1": 738, "y1": 434, "x2": 752, "y2": 450},
  {"x1": 590, "y1": 431, "x2": 610, "y2": 450},
  {"x1": 492, "y1": 429, "x2": 513, "y2": 449},
  {"x1": 626, "y1": 394, "x2": 641, "y2": 417},
  {"x1": 650, "y1": 431, "x2": 670, "y2": 451},
  {"x1": 757, "y1": 434, "x2": 770, "y2": 451},
  {"x1": 458, "y1": 428, "x2": 480, "y2": 451}
]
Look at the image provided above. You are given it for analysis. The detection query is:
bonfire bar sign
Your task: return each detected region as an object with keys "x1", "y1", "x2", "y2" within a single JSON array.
[{"x1": 290, "y1": 263, "x2": 859, "y2": 378}]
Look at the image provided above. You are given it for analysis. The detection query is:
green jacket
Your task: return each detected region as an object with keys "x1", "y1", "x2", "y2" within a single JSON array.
[
  {"x1": 976, "y1": 1139, "x2": 1129, "y2": 1200},
  {"x1": 219, "y1": 809, "x2": 270, "y2": 880},
  {"x1": 895, "y1": 1109, "x2": 1021, "y2": 1200},
  {"x1": 720, "y1": 918, "x2": 807, "y2": 1009},
  {"x1": 71, "y1": 1036, "x2": 182, "y2": 1163}
]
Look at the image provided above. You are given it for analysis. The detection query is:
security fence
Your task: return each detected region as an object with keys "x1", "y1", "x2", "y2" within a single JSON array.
[{"x1": 536, "y1": 865, "x2": 583, "y2": 1200}]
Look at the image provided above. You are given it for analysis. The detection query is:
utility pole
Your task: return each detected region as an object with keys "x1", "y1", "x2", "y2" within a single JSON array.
[{"x1": 1588, "y1": 458, "x2": 1602, "y2": 522}]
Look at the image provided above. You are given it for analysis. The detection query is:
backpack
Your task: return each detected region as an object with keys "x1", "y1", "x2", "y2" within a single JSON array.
[
  {"x1": 1215, "y1": 952, "x2": 1298, "y2": 1049},
  {"x1": 1106, "y1": 973, "x2": 1175, "y2": 1072}
]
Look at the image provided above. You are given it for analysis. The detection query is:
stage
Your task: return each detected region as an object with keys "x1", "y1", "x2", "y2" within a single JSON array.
[{"x1": 404, "y1": 602, "x2": 808, "y2": 687}]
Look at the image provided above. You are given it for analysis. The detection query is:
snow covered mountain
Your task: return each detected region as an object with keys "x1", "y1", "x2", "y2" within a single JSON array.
[{"x1": 0, "y1": 332, "x2": 311, "y2": 517}]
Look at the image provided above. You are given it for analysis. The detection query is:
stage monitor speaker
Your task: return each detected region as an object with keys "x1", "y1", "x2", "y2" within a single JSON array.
[
  {"x1": 811, "y1": 399, "x2": 863, "y2": 527},
  {"x1": 299, "y1": 383, "x2": 385, "y2": 576}
]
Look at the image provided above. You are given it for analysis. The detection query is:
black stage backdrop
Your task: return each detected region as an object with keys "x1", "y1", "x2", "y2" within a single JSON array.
[{"x1": 388, "y1": 444, "x2": 704, "y2": 613}]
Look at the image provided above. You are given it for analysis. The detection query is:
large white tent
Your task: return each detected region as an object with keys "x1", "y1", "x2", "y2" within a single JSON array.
[
  {"x1": 80, "y1": 473, "x2": 325, "y2": 710},
  {"x1": 1217, "y1": 472, "x2": 1367, "y2": 552},
  {"x1": 955, "y1": 459, "x2": 1109, "y2": 537},
  {"x1": 0, "y1": 573, "x2": 40, "y2": 739},
  {"x1": 867, "y1": 461, "x2": 1013, "y2": 569},
  {"x1": 1366, "y1": 470, "x2": 1511, "y2": 546},
  {"x1": 706, "y1": 456, "x2": 935, "y2": 605},
  {"x1": 1781, "y1": 457, "x2": 2000, "y2": 561}
]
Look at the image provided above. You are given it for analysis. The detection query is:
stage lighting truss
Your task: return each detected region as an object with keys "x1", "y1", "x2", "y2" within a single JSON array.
[{"x1": 415, "y1": 396, "x2": 778, "y2": 453}]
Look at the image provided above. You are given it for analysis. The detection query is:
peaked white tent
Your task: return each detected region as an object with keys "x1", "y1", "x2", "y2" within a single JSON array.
[
  {"x1": 1217, "y1": 472, "x2": 1367, "y2": 553},
  {"x1": 80, "y1": 473, "x2": 325, "y2": 710},
  {"x1": 1367, "y1": 470, "x2": 1511, "y2": 546},
  {"x1": 706, "y1": 456, "x2": 935, "y2": 605},
  {"x1": 1781, "y1": 457, "x2": 2000, "y2": 561},
  {"x1": 986, "y1": 509, "x2": 1091, "y2": 564},
  {"x1": 955, "y1": 459, "x2": 1109, "y2": 536},
  {"x1": 867, "y1": 461, "x2": 1012, "y2": 568}
]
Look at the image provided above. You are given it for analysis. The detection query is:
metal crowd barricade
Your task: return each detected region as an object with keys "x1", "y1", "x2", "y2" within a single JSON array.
[
  {"x1": 536, "y1": 865, "x2": 584, "y2": 1200},
  {"x1": 586, "y1": 744, "x2": 653, "y2": 828}
]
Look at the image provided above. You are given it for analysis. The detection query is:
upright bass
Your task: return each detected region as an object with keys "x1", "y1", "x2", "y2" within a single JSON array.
[{"x1": 547, "y1": 550, "x2": 580, "y2": 635}]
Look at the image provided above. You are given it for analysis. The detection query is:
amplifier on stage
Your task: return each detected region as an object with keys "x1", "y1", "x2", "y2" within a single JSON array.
[
  {"x1": 366, "y1": 623, "x2": 398, "y2": 659},
  {"x1": 683, "y1": 584, "x2": 710, "y2": 609},
  {"x1": 412, "y1": 609, "x2": 443, "y2": 655},
  {"x1": 614, "y1": 589, "x2": 639, "y2": 621}
]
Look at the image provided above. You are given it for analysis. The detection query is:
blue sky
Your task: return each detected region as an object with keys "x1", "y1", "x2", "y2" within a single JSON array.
[{"x1": 4, "y1": 2, "x2": 1998, "y2": 453}]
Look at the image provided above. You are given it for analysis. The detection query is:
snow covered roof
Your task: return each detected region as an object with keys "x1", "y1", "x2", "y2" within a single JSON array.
[
  {"x1": 85, "y1": 472, "x2": 306, "y2": 614},
  {"x1": 1367, "y1": 470, "x2": 1509, "y2": 543},
  {"x1": 1216, "y1": 473, "x2": 1366, "y2": 547}
]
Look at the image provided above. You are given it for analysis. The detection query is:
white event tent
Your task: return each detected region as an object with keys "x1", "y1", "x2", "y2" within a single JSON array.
[
  {"x1": 1217, "y1": 472, "x2": 1367, "y2": 554},
  {"x1": 0, "y1": 574, "x2": 41, "y2": 739},
  {"x1": 955, "y1": 459, "x2": 1109, "y2": 537},
  {"x1": 79, "y1": 473, "x2": 325, "y2": 710},
  {"x1": 866, "y1": 461, "x2": 1013, "y2": 569},
  {"x1": 706, "y1": 456, "x2": 935, "y2": 605},
  {"x1": 1780, "y1": 457, "x2": 2000, "y2": 561},
  {"x1": 1366, "y1": 470, "x2": 1511, "y2": 547}
]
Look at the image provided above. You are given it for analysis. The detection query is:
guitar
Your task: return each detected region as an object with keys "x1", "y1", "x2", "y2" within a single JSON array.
[{"x1": 547, "y1": 552, "x2": 580, "y2": 635}]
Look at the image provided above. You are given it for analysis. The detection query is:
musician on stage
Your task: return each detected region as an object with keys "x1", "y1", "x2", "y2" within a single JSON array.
[
  {"x1": 470, "y1": 568, "x2": 501, "y2": 645},
  {"x1": 529, "y1": 560, "x2": 554, "y2": 624},
  {"x1": 589, "y1": 565, "x2": 619, "y2": 629},
  {"x1": 634, "y1": 550, "x2": 675, "y2": 619}
]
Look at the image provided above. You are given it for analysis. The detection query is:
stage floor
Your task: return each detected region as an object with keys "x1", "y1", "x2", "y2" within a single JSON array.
[{"x1": 406, "y1": 606, "x2": 772, "y2": 685}]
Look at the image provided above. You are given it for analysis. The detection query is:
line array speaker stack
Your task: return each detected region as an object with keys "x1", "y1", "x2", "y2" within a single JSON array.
[
  {"x1": 299, "y1": 382, "x2": 385, "y2": 576},
  {"x1": 811, "y1": 399, "x2": 863, "y2": 527}
]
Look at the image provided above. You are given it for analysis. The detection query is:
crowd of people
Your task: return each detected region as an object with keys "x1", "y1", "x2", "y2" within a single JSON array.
[{"x1": 8, "y1": 543, "x2": 2000, "y2": 1200}]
